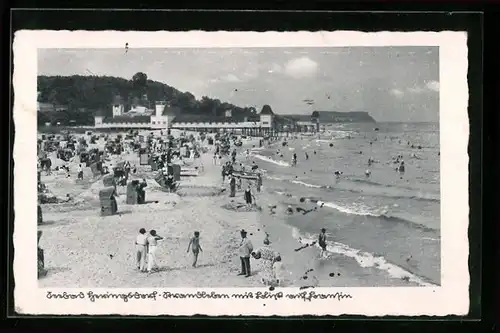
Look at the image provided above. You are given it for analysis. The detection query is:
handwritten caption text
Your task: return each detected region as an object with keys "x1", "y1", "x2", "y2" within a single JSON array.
[{"x1": 46, "y1": 291, "x2": 353, "y2": 303}]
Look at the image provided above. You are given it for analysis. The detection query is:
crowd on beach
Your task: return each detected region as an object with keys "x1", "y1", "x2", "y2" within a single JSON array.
[{"x1": 37, "y1": 128, "x2": 339, "y2": 288}]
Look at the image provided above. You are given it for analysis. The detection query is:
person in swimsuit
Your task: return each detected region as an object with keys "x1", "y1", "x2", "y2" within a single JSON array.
[
  {"x1": 244, "y1": 186, "x2": 254, "y2": 206},
  {"x1": 318, "y1": 228, "x2": 327, "y2": 257},
  {"x1": 187, "y1": 231, "x2": 203, "y2": 267},
  {"x1": 229, "y1": 175, "x2": 236, "y2": 197}
]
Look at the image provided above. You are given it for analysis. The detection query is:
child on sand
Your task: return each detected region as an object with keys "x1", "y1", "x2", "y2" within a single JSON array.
[{"x1": 187, "y1": 231, "x2": 203, "y2": 267}]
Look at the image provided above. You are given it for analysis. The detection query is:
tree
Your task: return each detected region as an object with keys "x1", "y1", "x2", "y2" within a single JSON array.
[
  {"x1": 37, "y1": 74, "x2": 257, "y2": 127},
  {"x1": 132, "y1": 72, "x2": 148, "y2": 97}
]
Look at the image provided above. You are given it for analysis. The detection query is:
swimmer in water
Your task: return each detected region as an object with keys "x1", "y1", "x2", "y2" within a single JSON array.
[
  {"x1": 286, "y1": 205, "x2": 294, "y2": 215},
  {"x1": 365, "y1": 169, "x2": 371, "y2": 178},
  {"x1": 305, "y1": 152, "x2": 309, "y2": 160},
  {"x1": 292, "y1": 153, "x2": 297, "y2": 166},
  {"x1": 334, "y1": 171, "x2": 343, "y2": 179}
]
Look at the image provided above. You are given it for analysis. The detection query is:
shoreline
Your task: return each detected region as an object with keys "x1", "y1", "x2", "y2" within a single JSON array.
[{"x1": 38, "y1": 131, "x2": 428, "y2": 288}]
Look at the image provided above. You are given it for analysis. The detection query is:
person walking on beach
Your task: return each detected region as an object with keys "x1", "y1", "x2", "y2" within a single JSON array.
[
  {"x1": 229, "y1": 175, "x2": 236, "y2": 197},
  {"x1": 231, "y1": 149, "x2": 237, "y2": 164},
  {"x1": 187, "y1": 231, "x2": 203, "y2": 267},
  {"x1": 251, "y1": 235, "x2": 283, "y2": 286},
  {"x1": 147, "y1": 230, "x2": 164, "y2": 273},
  {"x1": 236, "y1": 176, "x2": 242, "y2": 190},
  {"x1": 256, "y1": 174, "x2": 262, "y2": 193},
  {"x1": 77, "y1": 164, "x2": 84, "y2": 180},
  {"x1": 244, "y1": 185, "x2": 254, "y2": 206},
  {"x1": 318, "y1": 228, "x2": 327, "y2": 258},
  {"x1": 238, "y1": 229, "x2": 253, "y2": 277},
  {"x1": 221, "y1": 164, "x2": 227, "y2": 184},
  {"x1": 135, "y1": 228, "x2": 148, "y2": 272}
]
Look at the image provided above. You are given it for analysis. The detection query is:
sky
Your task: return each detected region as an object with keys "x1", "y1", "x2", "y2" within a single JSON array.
[{"x1": 38, "y1": 47, "x2": 439, "y2": 122}]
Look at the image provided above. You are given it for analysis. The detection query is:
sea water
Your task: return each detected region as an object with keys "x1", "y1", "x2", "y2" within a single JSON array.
[{"x1": 249, "y1": 122, "x2": 440, "y2": 286}]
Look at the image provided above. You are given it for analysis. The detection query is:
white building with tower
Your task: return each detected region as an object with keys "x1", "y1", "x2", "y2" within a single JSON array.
[
  {"x1": 112, "y1": 95, "x2": 125, "y2": 117},
  {"x1": 93, "y1": 99, "x2": 298, "y2": 135}
]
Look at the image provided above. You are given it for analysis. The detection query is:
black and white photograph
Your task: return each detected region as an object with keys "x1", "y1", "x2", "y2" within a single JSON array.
[{"x1": 13, "y1": 31, "x2": 469, "y2": 316}]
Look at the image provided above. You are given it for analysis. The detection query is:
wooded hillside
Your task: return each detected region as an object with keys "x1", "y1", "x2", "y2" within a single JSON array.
[{"x1": 37, "y1": 73, "x2": 257, "y2": 126}]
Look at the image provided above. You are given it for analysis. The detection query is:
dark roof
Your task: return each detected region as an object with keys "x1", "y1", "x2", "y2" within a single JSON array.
[
  {"x1": 103, "y1": 116, "x2": 151, "y2": 124},
  {"x1": 259, "y1": 105, "x2": 274, "y2": 115}
]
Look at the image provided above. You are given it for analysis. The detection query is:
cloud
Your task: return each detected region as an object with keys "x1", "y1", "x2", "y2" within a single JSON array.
[
  {"x1": 268, "y1": 63, "x2": 282, "y2": 74},
  {"x1": 406, "y1": 81, "x2": 439, "y2": 94},
  {"x1": 284, "y1": 57, "x2": 319, "y2": 78},
  {"x1": 241, "y1": 64, "x2": 260, "y2": 79},
  {"x1": 426, "y1": 80, "x2": 440, "y2": 92},
  {"x1": 390, "y1": 89, "x2": 404, "y2": 98},
  {"x1": 220, "y1": 74, "x2": 242, "y2": 83},
  {"x1": 407, "y1": 86, "x2": 424, "y2": 94}
]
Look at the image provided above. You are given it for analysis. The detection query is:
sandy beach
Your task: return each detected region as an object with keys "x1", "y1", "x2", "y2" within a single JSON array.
[{"x1": 38, "y1": 133, "x2": 272, "y2": 288}]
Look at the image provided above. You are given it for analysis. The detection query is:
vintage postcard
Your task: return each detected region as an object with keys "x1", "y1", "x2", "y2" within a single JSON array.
[{"x1": 13, "y1": 30, "x2": 469, "y2": 316}]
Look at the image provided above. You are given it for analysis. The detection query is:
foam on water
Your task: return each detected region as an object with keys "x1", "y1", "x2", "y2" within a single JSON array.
[
  {"x1": 252, "y1": 154, "x2": 291, "y2": 167},
  {"x1": 268, "y1": 172, "x2": 440, "y2": 203},
  {"x1": 319, "y1": 200, "x2": 379, "y2": 217},
  {"x1": 273, "y1": 190, "x2": 435, "y2": 232},
  {"x1": 249, "y1": 122, "x2": 440, "y2": 284},
  {"x1": 290, "y1": 180, "x2": 322, "y2": 188},
  {"x1": 290, "y1": 227, "x2": 435, "y2": 286}
]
